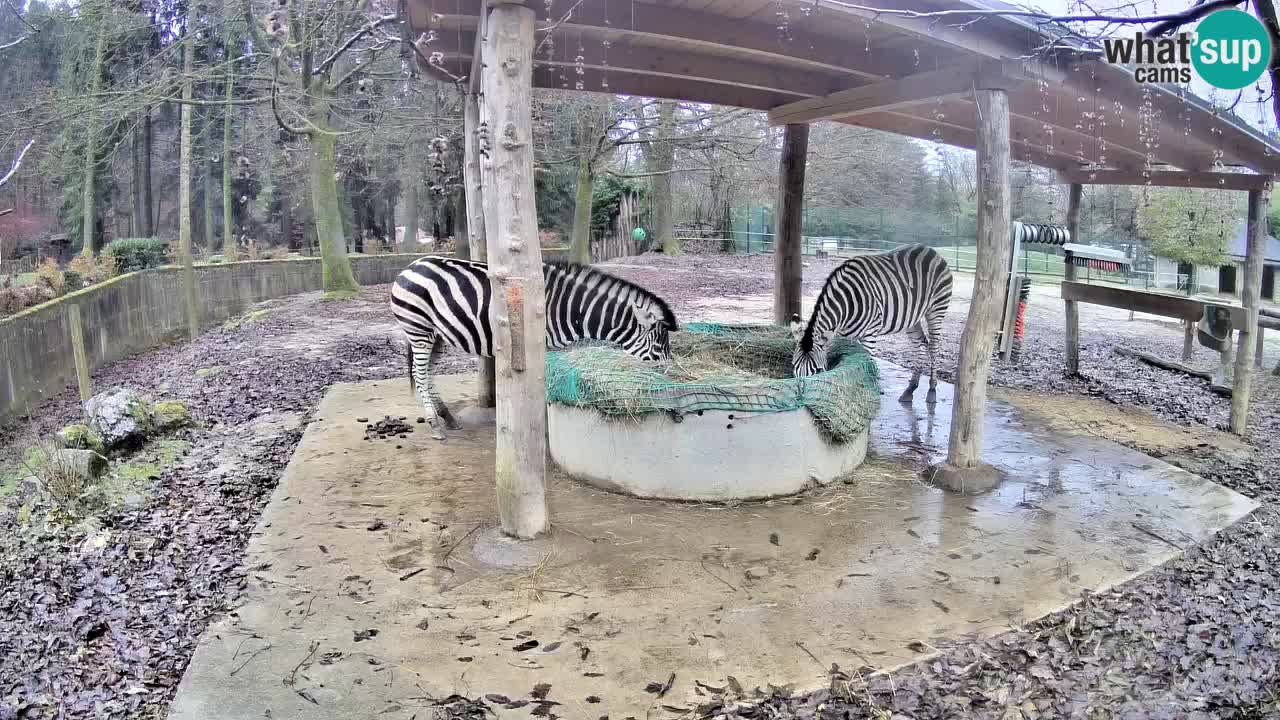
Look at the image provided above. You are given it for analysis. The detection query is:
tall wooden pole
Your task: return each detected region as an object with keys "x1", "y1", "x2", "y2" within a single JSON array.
[
  {"x1": 465, "y1": 89, "x2": 496, "y2": 408},
  {"x1": 178, "y1": 31, "x2": 200, "y2": 341},
  {"x1": 774, "y1": 123, "x2": 809, "y2": 324},
  {"x1": 480, "y1": 2, "x2": 548, "y2": 539},
  {"x1": 945, "y1": 87, "x2": 1011, "y2": 474},
  {"x1": 1063, "y1": 183, "x2": 1082, "y2": 375},
  {"x1": 1230, "y1": 187, "x2": 1269, "y2": 434}
]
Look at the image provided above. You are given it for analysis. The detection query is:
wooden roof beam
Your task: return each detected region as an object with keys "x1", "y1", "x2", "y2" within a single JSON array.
[
  {"x1": 769, "y1": 65, "x2": 974, "y2": 125},
  {"x1": 768, "y1": 60, "x2": 1032, "y2": 126},
  {"x1": 441, "y1": 29, "x2": 840, "y2": 99},
  {"x1": 434, "y1": 0, "x2": 929, "y2": 81},
  {"x1": 1056, "y1": 168, "x2": 1274, "y2": 191},
  {"x1": 845, "y1": 110, "x2": 1082, "y2": 172}
]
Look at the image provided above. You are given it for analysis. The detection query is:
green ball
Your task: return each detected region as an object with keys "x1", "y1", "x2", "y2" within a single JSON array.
[{"x1": 632, "y1": 227, "x2": 647, "y2": 243}]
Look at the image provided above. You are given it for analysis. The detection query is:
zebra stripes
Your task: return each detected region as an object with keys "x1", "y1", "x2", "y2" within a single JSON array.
[
  {"x1": 390, "y1": 255, "x2": 677, "y2": 439},
  {"x1": 790, "y1": 244, "x2": 952, "y2": 404}
]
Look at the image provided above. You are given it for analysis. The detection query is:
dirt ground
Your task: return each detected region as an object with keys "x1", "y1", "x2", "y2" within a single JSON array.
[{"x1": 2, "y1": 252, "x2": 1279, "y2": 719}]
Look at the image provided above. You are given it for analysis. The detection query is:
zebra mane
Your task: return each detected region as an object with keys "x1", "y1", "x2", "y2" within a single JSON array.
[
  {"x1": 545, "y1": 259, "x2": 679, "y2": 329},
  {"x1": 799, "y1": 264, "x2": 847, "y2": 352}
]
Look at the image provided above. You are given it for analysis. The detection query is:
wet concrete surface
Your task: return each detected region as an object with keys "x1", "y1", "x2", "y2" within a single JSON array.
[{"x1": 167, "y1": 367, "x2": 1257, "y2": 720}]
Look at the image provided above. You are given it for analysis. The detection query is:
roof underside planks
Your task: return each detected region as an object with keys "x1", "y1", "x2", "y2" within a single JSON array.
[{"x1": 409, "y1": 0, "x2": 1280, "y2": 181}]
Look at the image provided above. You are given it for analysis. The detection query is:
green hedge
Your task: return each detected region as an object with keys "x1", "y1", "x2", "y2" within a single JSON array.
[{"x1": 104, "y1": 238, "x2": 169, "y2": 273}]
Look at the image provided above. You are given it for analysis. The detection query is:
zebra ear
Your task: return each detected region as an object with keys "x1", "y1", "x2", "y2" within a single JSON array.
[
  {"x1": 789, "y1": 315, "x2": 804, "y2": 341},
  {"x1": 632, "y1": 301, "x2": 660, "y2": 329}
]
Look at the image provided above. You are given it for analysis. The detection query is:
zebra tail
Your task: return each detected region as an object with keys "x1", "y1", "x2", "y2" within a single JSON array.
[{"x1": 406, "y1": 341, "x2": 416, "y2": 393}]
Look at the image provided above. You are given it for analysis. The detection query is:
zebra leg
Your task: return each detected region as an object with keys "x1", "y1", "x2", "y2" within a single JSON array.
[
  {"x1": 925, "y1": 314, "x2": 943, "y2": 405},
  {"x1": 428, "y1": 339, "x2": 460, "y2": 430},
  {"x1": 898, "y1": 325, "x2": 927, "y2": 404},
  {"x1": 409, "y1": 335, "x2": 449, "y2": 441}
]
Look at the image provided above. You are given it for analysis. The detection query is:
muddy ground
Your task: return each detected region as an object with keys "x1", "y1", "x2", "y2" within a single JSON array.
[{"x1": 1, "y1": 253, "x2": 1278, "y2": 719}]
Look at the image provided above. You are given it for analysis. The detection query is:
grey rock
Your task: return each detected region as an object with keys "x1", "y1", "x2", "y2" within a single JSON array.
[{"x1": 85, "y1": 389, "x2": 153, "y2": 448}]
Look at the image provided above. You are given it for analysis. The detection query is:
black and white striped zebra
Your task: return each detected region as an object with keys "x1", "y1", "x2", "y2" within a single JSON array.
[
  {"x1": 790, "y1": 244, "x2": 952, "y2": 404},
  {"x1": 390, "y1": 256, "x2": 678, "y2": 439}
]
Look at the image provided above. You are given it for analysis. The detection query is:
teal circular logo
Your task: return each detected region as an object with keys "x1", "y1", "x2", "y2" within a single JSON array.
[{"x1": 1192, "y1": 10, "x2": 1272, "y2": 90}]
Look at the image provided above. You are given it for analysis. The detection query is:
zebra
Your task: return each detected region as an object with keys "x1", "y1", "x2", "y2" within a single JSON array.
[
  {"x1": 790, "y1": 244, "x2": 952, "y2": 404},
  {"x1": 390, "y1": 256, "x2": 678, "y2": 439}
]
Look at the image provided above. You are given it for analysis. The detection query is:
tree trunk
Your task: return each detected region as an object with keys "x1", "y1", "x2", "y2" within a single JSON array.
[
  {"x1": 455, "y1": 190, "x2": 470, "y2": 259},
  {"x1": 773, "y1": 123, "x2": 808, "y2": 324},
  {"x1": 652, "y1": 101, "x2": 677, "y2": 255},
  {"x1": 401, "y1": 177, "x2": 419, "y2": 249},
  {"x1": 946, "y1": 87, "x2": 1011, "y2": 472},
  {"x1": 1230, "y1": 189, "x2": 1268, "y2": 434},
  {"x1": 308, "y1": 89, "x2": 360, "y2": 294},
  {"x1": 203, "y1": 155, "x2": 215, "y2": 252},
  {"x1": 569, "y1": 151, "x2": 595, "y2": 264},
  {"x1": 143, "y1": 111, "x2": 154, "y2": 237},
  {"x1": 481, "y1": 3, "x2": 547, "y2": 539},
  {"x1": 222, "y1": 59, "x2": 236, "y2": 255},
  {"x1": 464, "y1": 90, "x2": 495, "y2": 407},
  {"x1": 131, "y1": 120, "x2": 145, "y2": 237},
  {"x1": 179, "y1": 33, "x2": 200, "y2": 340},
  {"x1": 80, "y1": 22, "x2": 108, "y2": 256}
]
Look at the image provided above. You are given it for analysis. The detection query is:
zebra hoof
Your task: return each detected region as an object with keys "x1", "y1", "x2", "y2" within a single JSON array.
[
  {"x1": 897, "y1": 391, "x2": 916, "y2": 404},
  {"x1": 926, "y1": 390, "x2": 938, "y2": 404}
]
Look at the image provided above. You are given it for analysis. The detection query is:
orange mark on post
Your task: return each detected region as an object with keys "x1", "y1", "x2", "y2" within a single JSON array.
[{"x1": 507, "y1": 282, "x2": 525, "y2": 372}]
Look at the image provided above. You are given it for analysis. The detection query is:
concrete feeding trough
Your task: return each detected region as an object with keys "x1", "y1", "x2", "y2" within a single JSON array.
[{"x1": 543, "y1": 323, "x2": 880, "y2": 501}]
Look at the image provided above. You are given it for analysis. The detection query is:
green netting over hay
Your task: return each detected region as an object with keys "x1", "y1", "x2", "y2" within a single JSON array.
[{"x1": 545, "y1": 323, "x2": 881, "y2": 443}]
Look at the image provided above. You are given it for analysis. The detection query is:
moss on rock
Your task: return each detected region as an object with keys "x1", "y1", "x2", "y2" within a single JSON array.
[
  {"x1": 57, "y1": 424, "x2": 106, "y2": 453},
  {"x1": 154, "y1": 401, "x2": 191, "y2": 430}
]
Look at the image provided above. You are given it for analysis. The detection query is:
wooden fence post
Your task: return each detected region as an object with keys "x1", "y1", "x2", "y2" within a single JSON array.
[
  {"x1": 480, "y1": 1, "x2": 548, "y2": 539},
  {"x1": 1063, "y1": 183, "x2": 1082, "y2": 375},
  {"x1": 67, "y1": 304, "x2": 91, "y2": 403},
  {"x1": 1230, "y1": 187, "x2": 1268, "y2": 434},
  {"x1": 464, "y1": 89, "x2": 496, "y2": 409},
  {"x1": 936, "y1": 81, "x2": 1012, "y2": 491},
  {"x1": 774, "y1": 123, "x2": 809, "y2": 324}
]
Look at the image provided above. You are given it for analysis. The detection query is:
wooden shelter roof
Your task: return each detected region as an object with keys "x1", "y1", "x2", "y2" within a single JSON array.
[{"x1": 408, "y1": 0, "x2": 1280, "y2": 183}]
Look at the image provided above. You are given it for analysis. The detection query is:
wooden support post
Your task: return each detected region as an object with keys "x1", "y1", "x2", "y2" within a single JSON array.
[
  {"x1": 1219, "y1": 334, "x2": 1234, "y2": 385},
  {"x1": 1230, "y1": 187, "x2": 1268, "y2": 434},
  {"x1": 1063, "y1": 183, "x2": 1082, "y2": 375},
  {"x1": 67, "y1": 304, "x2": 91, "y2": 403},
  {"x1": 464, "y1": 89, "x2": 496, "y2": 408},
  {"x1": 939, "y1": 86, "x2": 1011, "y2": 488},
  {"x1": 1257, "y1": 327, "x2": 1266, "y2": 368},
  {"x1": 480, "y1": 2, "x2": 548, "y2": 539},
  {"x1": 773, "y1": 123, "x2": 808, "y2": 324}
]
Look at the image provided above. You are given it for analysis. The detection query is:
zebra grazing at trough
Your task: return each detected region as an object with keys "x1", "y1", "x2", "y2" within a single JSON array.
[
  {"x1": 790, "y1": 244, "x2": 952, "y2": 404},
  {"x1": 390, "y1": 256, "x2": 678, "y2": 439}
]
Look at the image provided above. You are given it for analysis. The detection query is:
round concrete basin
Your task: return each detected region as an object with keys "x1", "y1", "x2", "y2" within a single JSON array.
[{"x1": 548, "y1": 405, "x2": 868, "y2": 501}]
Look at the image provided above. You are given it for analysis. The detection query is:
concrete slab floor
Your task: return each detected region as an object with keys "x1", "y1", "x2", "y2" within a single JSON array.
[{"x1": 168, "y1": 365, "x2": 1257, "y2": 720}]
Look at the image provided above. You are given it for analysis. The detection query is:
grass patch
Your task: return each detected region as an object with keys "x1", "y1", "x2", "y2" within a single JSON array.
[
  {"x1": 95, "y1": 438, "x2": 191, "y2": 510},
  {"x1": 321, "y1": 289, "x2": 360, "y2": 301},
  {"x1": 223, "y1": 307, "x2": 274, "y2": 330}
]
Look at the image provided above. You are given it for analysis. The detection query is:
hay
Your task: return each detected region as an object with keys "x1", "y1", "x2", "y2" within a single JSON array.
[{"x1": 545, "y1": 323, "x2": 881, "y2": 444}]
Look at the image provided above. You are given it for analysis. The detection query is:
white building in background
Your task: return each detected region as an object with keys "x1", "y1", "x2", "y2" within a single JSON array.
[{"x1": 1152, "y1": 223, "x2": 1280, "y2": 302}]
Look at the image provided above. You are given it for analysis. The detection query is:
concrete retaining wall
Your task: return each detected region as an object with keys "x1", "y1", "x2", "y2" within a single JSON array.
[{"x1": 0, "y1": 254, "x2": 423, "y2": 421}]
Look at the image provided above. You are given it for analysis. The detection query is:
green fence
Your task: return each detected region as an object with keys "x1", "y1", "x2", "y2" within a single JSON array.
[{"x1": 728, "y1": 205, "x2": 1150, "y2": 284}]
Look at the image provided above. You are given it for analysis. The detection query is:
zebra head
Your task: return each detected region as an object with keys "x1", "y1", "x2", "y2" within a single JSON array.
[
  {"x1": 624, "y1": 300, "x2": 675, "y2": 362},
  {"x1": 790, "y1": 313, "x2": 829, "y2": 378}
]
